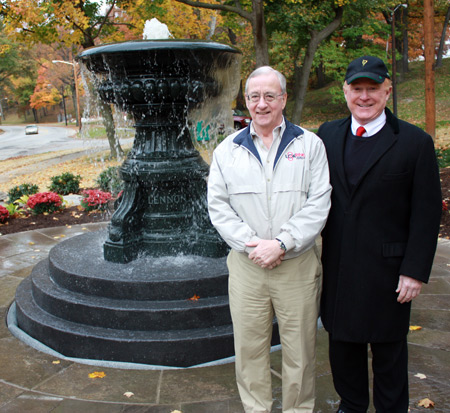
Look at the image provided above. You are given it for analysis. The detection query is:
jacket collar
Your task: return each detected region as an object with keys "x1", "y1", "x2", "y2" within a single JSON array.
[{"x1": 233, "y1": 118, "x2": 304, "y2": 167}]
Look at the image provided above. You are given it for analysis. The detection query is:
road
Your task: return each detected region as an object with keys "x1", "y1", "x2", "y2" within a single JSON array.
[{"x1": 0, "y1": 125, "x2": 111, "y2": 161}]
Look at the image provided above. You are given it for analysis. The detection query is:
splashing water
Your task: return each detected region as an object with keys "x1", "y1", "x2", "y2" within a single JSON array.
[{"x1": 143, "y1": 18, "x2": 172, "y2": 40}]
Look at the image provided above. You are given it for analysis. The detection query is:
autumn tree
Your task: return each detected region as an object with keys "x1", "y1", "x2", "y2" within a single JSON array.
[
  {"x1": 173, "y1": 0, "x2": 269, "y2": 66},
  {"x1": 29, "y1": 66, "x2": 61, "y2": 112},
  {"x1": 264, "y1": 1, "x2": 346, "y2": 123},
  {"x1": 0, "y1": 22, "x2": 39, "y2": 121},
  {"x1": 27, "y1": 44, "x2": 79, "y2": 123},
  {"x1": 0, "y1": 0, "x2": 150, "y2": 158}
]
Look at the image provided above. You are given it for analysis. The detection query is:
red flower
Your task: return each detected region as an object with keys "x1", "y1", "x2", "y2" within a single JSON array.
[
  {"x1": 443, "y1": 200, "x2": 449, "y2": 212},
  {"x1": 27, "y1": 192, "x2": 63, "y2": 215},
  {"x1": 0, "y1": 205, "x2": 9, "y2": 223},
  {"x1": 80, "y1": 190, "x2": 112, "y2": 212}
]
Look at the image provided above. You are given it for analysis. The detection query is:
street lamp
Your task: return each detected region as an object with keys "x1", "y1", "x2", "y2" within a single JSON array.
[
  {"x1": 52, "y1": 60, "x2": 81, "y2": 131},
  {"x1": 390, "y1": 3, "x2": 408, "y2": 117}
]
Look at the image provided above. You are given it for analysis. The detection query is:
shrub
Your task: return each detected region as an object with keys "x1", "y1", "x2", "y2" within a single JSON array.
[
  {"x1": 436, "y1": 147, "x2": 450, "y2": 168},
  {"x1": 0, "y1": 205, "x2": 9, "y2": 223},
  {"x1": 80, "y1": 189, "x2": 112, "y2": 212},
  {"x1": 27, "y1": 192, "x2": 64, "y2": 215},
  {"x1": 7, "y1": 183, "x2": 39, "y2": 203},
  {"x1": 48, "y1": 172, "x2": 82, "y2": 195},
  {"x1": 96, "y1": 166, "x2": 123, "y2": 196},
  {"x1": 5, "y1": 203, "x2": 22, "y2": 218}
]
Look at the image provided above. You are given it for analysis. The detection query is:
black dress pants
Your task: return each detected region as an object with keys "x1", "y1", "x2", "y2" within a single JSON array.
[{"x1": 328, "y1": 335, "x2": 409, "y2": 413}]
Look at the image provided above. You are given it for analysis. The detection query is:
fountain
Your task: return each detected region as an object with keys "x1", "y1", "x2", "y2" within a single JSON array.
[
  {"x1": 11, "y1": 39, "x2": 281, "y2": 368},
  {"x1": 82, "y1": 40, "x2": 236, "y2": 263}
]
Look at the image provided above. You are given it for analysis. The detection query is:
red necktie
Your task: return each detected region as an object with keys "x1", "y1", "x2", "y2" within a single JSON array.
[{"x1": 356, "y1": 126, "x2": 366, "y2": 137}]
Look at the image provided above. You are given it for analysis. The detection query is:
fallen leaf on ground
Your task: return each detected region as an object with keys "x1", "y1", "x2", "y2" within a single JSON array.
[
  {"x1": 414, "y1": 373, "x2": 427, "y2": 379},
  {"x1": 188, "y1": 294, "x2": 200, "y2": 301},
  {"x1": 88, "y1": 371, "x2": 106, "y2": 379},
  {"x1": 52, "y1": 360, "x2": 60, "y2": 364},
  {"x1": 418, "y1": 398, "x2": 435, "y2": 408},
  {"x1": 123, "y1": 391, "x2": 134, "y2": 398},
  {"x1": 409, "y1": 325, "x2": 422, "y2": 331}
]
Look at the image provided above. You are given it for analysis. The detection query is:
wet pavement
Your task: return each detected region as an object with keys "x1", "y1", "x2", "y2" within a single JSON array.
[{"x1": 0, "y1": 223, "x2": 449, "y2": 412}]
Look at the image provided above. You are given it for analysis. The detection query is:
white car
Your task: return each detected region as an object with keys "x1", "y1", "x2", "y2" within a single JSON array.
[{"x1": 25, "y1": 125, "x2": 39, "y2": 135}]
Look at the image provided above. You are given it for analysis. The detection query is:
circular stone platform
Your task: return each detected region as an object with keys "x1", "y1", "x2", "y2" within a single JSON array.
[{"x1": 13, "y1": 230, "x2": 238, "y2": 367}]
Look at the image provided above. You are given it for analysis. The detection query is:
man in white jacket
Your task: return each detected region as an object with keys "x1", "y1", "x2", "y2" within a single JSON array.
[{"x1": 207, "y1": 66, "x2": 331, "y2": 413}]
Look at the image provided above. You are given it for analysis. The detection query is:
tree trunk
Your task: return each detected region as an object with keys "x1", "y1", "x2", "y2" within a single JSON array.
[
  {"x1": 99, "y1": 101, "x2": 124, "y2": 160},
  {"x1": 252, "y1": 0, "x2": 269, "y2": 67},
  {"x1": 316, "y1": 60, "x2": 326, "y2": 88},
  {"x1": 436, "y1": 5, "x2": 450, "y2": 68},
  {"x1": 291, "y1": 34, "x2": 321, "y2": 124},
  {"x1": 291, "y1": 7, "x2": 343, "y2": 124},
  {"x1": 207, "y1": 14, "x2": 216, "y2": 40},
  {"x1": 401, "y1": 5, "x2": 409, "y2": 73}
]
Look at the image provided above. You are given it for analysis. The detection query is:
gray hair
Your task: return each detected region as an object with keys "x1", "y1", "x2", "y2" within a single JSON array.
[{"x1": 245, "y1": 66, "x2": 287, "y2": 95}]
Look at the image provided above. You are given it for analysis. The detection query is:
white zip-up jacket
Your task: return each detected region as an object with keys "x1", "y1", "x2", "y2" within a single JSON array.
[{"x1": 207, "y1": 119, "x2": 332, "y2": 260}]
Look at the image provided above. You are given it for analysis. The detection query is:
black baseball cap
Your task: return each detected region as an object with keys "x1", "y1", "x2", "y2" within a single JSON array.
[{"x1": 345, "y1": 56, "x2": 390, "y2": 84}]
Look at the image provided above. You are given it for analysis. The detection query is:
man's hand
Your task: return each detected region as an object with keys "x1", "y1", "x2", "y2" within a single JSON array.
[
  {"x1": 246, "y1": 239, "x2": 285, "y2": 269},
  {"x1": 396, "y1": 275, "x2": 422, "y2": 304}
]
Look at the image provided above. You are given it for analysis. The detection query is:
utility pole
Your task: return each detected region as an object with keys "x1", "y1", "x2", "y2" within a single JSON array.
[
  {"x1": 424, "y1": 0, "x2": 436, "y2": 140},
  {"x1": 52, "y1": 60, "x2": 82, "y2": 131}
]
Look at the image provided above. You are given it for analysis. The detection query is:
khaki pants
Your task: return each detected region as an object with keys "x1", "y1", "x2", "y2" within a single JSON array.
[{"x1": 227, "y1": 247, "x2": 322, "y2": 413}]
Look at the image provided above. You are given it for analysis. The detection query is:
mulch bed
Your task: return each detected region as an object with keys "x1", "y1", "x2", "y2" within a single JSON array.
[
  {"x1": 0, "y1": 206, "x2": 111, "y2": 235},
  {"x1": 2, "y1": 169, "x2": 450, "y2": 238}
]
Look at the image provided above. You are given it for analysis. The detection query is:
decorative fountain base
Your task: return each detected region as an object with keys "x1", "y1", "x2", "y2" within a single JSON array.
[{"x1": 15, "y1": 231, "x2": 237, "y2": 367}]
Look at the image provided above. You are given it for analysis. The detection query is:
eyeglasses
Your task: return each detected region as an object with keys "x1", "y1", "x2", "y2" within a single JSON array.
[{"x1": 246, "y1": 93, "x2": 284, "y2": 103}]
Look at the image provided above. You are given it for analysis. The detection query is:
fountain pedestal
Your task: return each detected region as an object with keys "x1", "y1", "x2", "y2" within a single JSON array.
[{"x1": 80, "y1": 40, "x2": 236, "y2": 263}]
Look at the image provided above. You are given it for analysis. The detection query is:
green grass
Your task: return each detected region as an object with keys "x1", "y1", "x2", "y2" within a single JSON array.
[{"x1": 81, "y1": 125, "x2": 108, "y2": 140}]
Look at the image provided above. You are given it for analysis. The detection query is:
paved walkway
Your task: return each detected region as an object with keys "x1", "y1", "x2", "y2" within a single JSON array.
[{"x1": 0, "y1": 224, "x2": 449, "y2": 412}]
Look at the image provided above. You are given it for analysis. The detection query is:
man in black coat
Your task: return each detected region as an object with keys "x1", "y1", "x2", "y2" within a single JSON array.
[{"x1": 318, "y1": 56, "x2": 442, "y2": 412}]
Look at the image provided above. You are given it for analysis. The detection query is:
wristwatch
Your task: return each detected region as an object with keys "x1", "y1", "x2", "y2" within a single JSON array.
[{"x1": 275, "y1": 238, "x2": 287, "y2": 253}]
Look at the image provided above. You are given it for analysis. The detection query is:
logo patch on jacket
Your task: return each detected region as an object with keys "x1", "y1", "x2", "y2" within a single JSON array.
[{"x1": 285, "y1": 152, "x2": 305, "y2": 161}]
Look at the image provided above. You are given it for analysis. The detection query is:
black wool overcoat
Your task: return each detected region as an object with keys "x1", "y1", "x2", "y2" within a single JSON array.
[{"x1": 318, "y1": 109, "x2": 442, "y2": 343}]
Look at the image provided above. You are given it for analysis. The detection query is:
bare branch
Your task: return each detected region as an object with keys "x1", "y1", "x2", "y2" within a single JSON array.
[{"x1": 95, "y1": 0, "x2": 117, "y2": 38}]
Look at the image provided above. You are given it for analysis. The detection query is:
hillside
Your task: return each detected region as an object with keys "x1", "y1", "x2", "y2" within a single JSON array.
[{"x1": 299, "y1": 58, "x2": 450, "y2": 147}]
